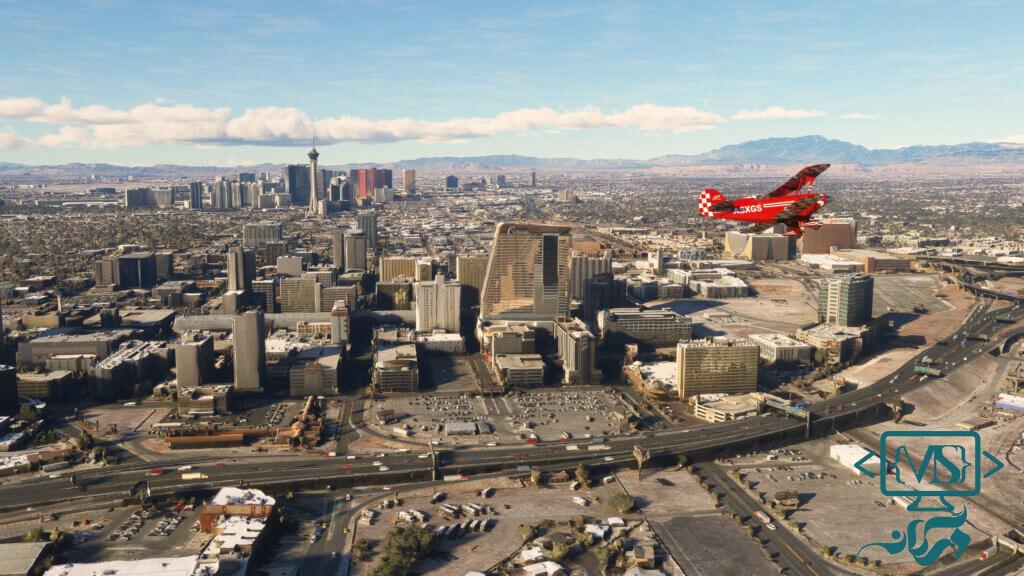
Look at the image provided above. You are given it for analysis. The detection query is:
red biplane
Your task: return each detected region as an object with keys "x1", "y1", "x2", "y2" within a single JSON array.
[{"x1": 698, "y1": 164, "x2": 830, "y2": 237}]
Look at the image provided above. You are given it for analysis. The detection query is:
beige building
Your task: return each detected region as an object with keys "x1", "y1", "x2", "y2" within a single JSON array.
[
  {"x1": 555, "y1": 318, "x2": 598, "y2": 385},
  {"x1": 676, "y1": 338, "x2": 758, "y2": 398},
  {"x1": 414, "y1": 274, "x2": 461, "y2": 333},
  {"x1": 493, "y1": 354, "x2": 545, "y2": 389},
  {"x1": 456, "y1": 253, "x2": 489, "y2": 306},
  {"x1": 379, "y1": 257, "x2": 418, "y2": 283},
  {"x1": 403, "y1": 169, "x2": 416, "y2": 193},
  {"x1": 280, "y1": 277, "x2": 320, "y2": 313},
  {"x1": 480, "y1": 222, "x2": 571, "y2": 321},
  {"x1": 723, "y1": 232, "x2": 792, "y2": 261}
]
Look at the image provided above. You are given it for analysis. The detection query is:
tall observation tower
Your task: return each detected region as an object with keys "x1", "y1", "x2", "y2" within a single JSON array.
[{"x1": 307, "y1": 145, "x2": 320, "y2": 215}]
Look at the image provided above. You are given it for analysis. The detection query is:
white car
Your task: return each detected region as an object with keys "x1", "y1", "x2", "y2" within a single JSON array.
[
  {"x1": 604, "y1": 456, "x2": 614, "y2": 462},
  {"x1": 766, "y1": 523, "x2": 777, "y2": 531}
]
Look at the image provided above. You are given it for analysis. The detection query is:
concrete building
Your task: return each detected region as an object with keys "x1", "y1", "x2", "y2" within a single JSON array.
[
  {"x1": 173, "y1": 332, "x2": 214, "y2": 388},
  {"x1": 818, "y1": 274, "x2": 873, "y2": 326},
  {"x1": 0, "y1": 366, "x2": 16, "y2": 416},
  {"x1": 372, "y1": 343, "x2": 419, "y2": 393},
  {"x1": 242, "y1": 223, "x2": 283, "y2": 249},
  {"x1": 92, "y1": 340, "x2": 168, "y2": 400},
  {"x1": 831, "y1": 249, "x2": 911, "y2": 273},
  {"x1": 252, "y1": 279, "x2": 276, "y2": 312},
  {"x1": 597, "y1": 307, "x2": 691, "y2": 345},
  {"x1": 380, "y1": 256, "x2": 418, "y2": 283},
  {"x1": 796, "y1": 323, "x2": 875, "y2": 366},
  {"x1": 288, "y1": 347, "x2": 341, "y2": 396},
  {"x1": 414, "y1": 274, "x2": 461, "y2": 333},
  {"x1": 276, "y1": 255, "x2": 303, "y2": 277},
  {"x1": 493, "y1": 354, "x2": 545, "y2": 389},
  {"x1": 693, "y1": 393, "x2": 761, "y2": 423},
  {"x1": 97, "y1": 252, "x2": 158, "y2": 288},
  {"x1": 188, "y1": 181, "x2": 204, "y2": 210},
  {"x1": 280, "y1": 277, "x2": 320, "y2": 313},
  {"x1": 16, "y1": 329, "x2": 133, "y2": 368},
  {"x1": 723, "y1": 232, "x2": 792, "y2": 261},
  {"x1": 480, "y1": 222, "x2": 571, "y2": 321},
  {"x1": 415, "y1": 259, "x2": 434, "y2": 281},
  {"x1": 555, "y1": 318, "x2": 598, "y2": 385},
  {"x1": 749, "y1": 333, "x2": 813, "y2": 364},
  {"x1": 16, "y1": 370, "x2": 73, "y2": 400},
  {"x1": 797, "y1": 218, "x2": 857, "y2": 254},
  {"x1": 45, "y1": 353, "x2": 96, "y2": 375},
  {"x1": 403, "y1": 169, "x2": 416, "y2": 193},
  {"x1": 692, "y1": 275, "x2": 749, "y2": 298},
  {"x1": 232, "y1": 311, "x2": 266, "y2": 393},
  {"x1": 320, "y1": 285, "x2": 357, "y2": 311},
  {"x1": 331, "y1": 231, "x2": 345, "y2": 270},
  {"x1": 376, "y1": 278, "x2": 414, "y2": 310},
  {"x1": 676, "y1": 338, "x2": 758, "y2": 398},
  {"x1": 456, "y1": 253, "x2": 489, "y2": 307},
  {"x1": 357, "y1": 211, "x2": 378, "y2": 247},
  {"x1": 569, "y1": 252, "x2": 612, "y2": 300},
  {"x1": 344, "y1": 230, "x2": 368, "y2": 271},
  {"x1": 582, "y1": 275, "x2": 627, "y2": 325},
  {"x1": 227, "y1": 246, "x2": 256, "y2": 294},
  {"x1": 178, "y1": 384, "x2": 233, "y2": 415}
]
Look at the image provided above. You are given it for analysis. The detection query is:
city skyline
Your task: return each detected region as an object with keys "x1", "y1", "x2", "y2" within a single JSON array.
[{"x1": 1, "y1": 1, "x2": 1022, "y2": 165}]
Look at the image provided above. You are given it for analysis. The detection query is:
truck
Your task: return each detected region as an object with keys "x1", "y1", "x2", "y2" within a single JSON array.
[
  {"x1": 755, "y1": 511, "x2": 771, "y2": 524},
  {"x1": 182, "y1": 472, "x2": 208, "y2": 480},
  {"x1": 966, "y1": 333, "x2": 990, "y2": 342},
  {"x1": 914, "y1": 364, "x2": 944, "y2": 377}
]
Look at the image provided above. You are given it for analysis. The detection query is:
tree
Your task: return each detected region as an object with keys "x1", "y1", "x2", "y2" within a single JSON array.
[
  {"x1": 48, "y1": 528, "x2": 61, "y2": 542},
  {"x1": 16, "y1": 406, "x2": 40, "y2": 424},
  {"x1": 518, "y1": 524, "x2": 536, "y2": 544},
  {"x1": 352, "y1": 538, "x2": 370, "y2": 562},
  {"x1": 550, "y1": 541, "x2": 569, "y2": 562},
  {"x1": 24, "y1": 528, "x2": 41, "y2": 542},
  {"x1": 594, "y1": 547, "x2": 611, "y2": 575},
  {"x1": 574, "y1": 463, "x2": 588, "y2": 485},
  {"x1": 608, "y1": 493, "x2": 636, "y2": 514},
  {"x1": 530, "y1": 469, "x2": 542, "y2": 485},
  {"x1": 76, "y1": 431, "x2": 94, "y2": 450}
]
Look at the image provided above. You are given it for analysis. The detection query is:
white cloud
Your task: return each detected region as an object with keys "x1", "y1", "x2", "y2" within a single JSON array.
[
  {"x1": 840, "y1": 112, "x2": 879, "y2": 120},
  {"x1": 0, "y1": 128, "x2": 30, "y2": 150},
  {"x1": 732, "y1": 106, "x2": 827, "y2": 120},
  {"x1": 0, "y1": 97, "x2": 727, "y2": 148},
  {"x1": 1002, "y1": 134, "x2": 1024, "y2": 144}
]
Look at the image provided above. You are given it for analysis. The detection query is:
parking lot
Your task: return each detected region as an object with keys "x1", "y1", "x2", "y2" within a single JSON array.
[
  {"x1": 69, "y1": 503, "x2": 207, "y2": 563},
  {"x1": 368, "y1": 388, "x2": 637, "y2": 446}
]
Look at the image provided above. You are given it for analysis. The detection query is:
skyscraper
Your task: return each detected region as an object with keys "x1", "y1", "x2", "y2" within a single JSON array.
[
  {"x1": 480, "y1": 222, "x2": 572, "y2": 321},
  {"x1": 456, "y1": 253, "x2": 489, "y2": 307},
  {"x1": 233, "y1": 310, "x2": 266, "y2": 392},
  {"x1": 356, "y1": 211, "x2": 378, "y2": 247},
  {"x1": 818, "y1": 274, "x2": 874, "y2": 326},
  {"x1": 308, "y1": 146, "x2": 321, "y2": 215},
  {"x1": 797, "y1": 217, "x2": 858, "y2": 255},
  {"x1": 332, "y1": 231, "x2": 345, "y2": 270},
  {"x1": 569, "y1": 251, "x2": 612, "y2": 300},
  {"x1": 531, "y1": 170, "x2": 537, "y2": 187},
  {"x1": 242, "y1": 223, "x2": 283, "y2": 249},
  {"x1": 344, "y1": 230, "x2": 368, "y2": 271},
  {"x1": 280, "y1": 277, "x2": 321, "y2": 313},
  {"x1": 555, "y1": 318, "x2": 598, "y2": 385},
  {"x1": 189, "y1": 181, "x2": 203, "y2": 210},
  {"x1": 414, "y1": 274, "x2": 461, "y2": 333},
  {"x1": 227, "y1": 246, "x2": 256, "y2": 294},
  {"x1": 349, "y1": 168, "x2": 393, "y2": 201},
  {"x1": 403, "y1": 169, "x2": 416, "y2": 193},
  {"x1": 445, "y1": 175, "x2": 459, "y2": 190},
  {"x1": 285, "y1": 164, "x2": 310, "y2": 205}
]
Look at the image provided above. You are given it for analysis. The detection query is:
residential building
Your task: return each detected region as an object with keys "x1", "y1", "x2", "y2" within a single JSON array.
[
  {"x1": 414, "y1": 274, "x2": 461, "y2": 333},
  {"x1": 456, "y1": 253, "x2": 489, "y2": 307},
  {"x1": 676, "y1": 338, "x2": 758, "y2": 398},
  {"x1": 555, "y1": 318, "x2": 598, "y2": 385}
]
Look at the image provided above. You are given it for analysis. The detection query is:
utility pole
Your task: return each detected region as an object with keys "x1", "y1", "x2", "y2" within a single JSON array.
[{"x1": 429, "y1": 442, "x2": 438, "y2": 481}]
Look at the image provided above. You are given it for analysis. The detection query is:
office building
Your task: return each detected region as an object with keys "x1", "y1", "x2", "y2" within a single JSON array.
[
  {"x1": 818, "y1": 274, "x2": 873, "y2": 326},
  {"x1": 676, "y1": 338, "x2": 758, "y2": 398},
  {"x1": 262, "y1": 241, "x2": 288, "y2": 266},
  {"x1": 280, "y1": 277, "x2": 320, "y2": 313},
  {"x1": 403, "y1": 168, "x2": 416, "y2": 193},
  {"x1": 0, "y1": 365, "x2": 16, "y2": 415},
  {"x1": 830, "y1": 249, "x2": 911, "y2": 273},
  {"x1": 189, "y1": 181, "x2": 204, "y2": 210},
  {"x1": 493, "y1": 354, "x2": 545, "y2": 389},
  {"x1": 597, "y1": 307, "x2": 691, "y2": 345},
  {"x1": 356, "y1": 211, "x2": 378, "y2": 247},
  {"x1": 320, "y1": 285, "x2": 358, "y2": 312},
  {"x1": 380, "y1": 257, "x2": 418, "y2": 283},
  {"x1": 276, "y1": 255, "x2": 303, "y2": 277},
  {"x1": 232, "y1": 310, "x2": 266, "y2": 392},
  {"x1": 797, "y1": 218, "x2": 857, "y2": 254},
  {"x1": 723, "y1": 232, "x2": 793, "y2": 261},
  {"x1": 414, "y1": 274, "x2": 461, "y2": 333},
  {"x1": 92, "y1": 340, "x2": 168, "y2": 400},
  {"x1": 582, "y1": 275, "x2": 627, "y2": 325},
  {"x1": 288, "y1": 347, "x2": 341, "y2": 396},
  {"x1": 331, "y1": 231, "x2": 345, "y2": 269},
  {"x1": 330, "y1": 300, "x2": 350, "y2": 345},
  {"x1": 558, "y1": 189, "x2": 576, "y2": 203},
  {"x1": 530, "y1": 170, "x2": 537, "y2": 187},
  {"x1": 445, "y1": 175, "x2": 459, "y2": 190},
  {"x1": 570, "y1": 251, "x2": 612, "y2": 300},
  {"x1": 303, "y1": 267, "x2": 335, "y2": 288},
  {"x1": 372, "y1": 343, "x2": 419, "y2": 393},
  {"x1": 285, "y1": 163, "x2": 311, "y2": 205},
  {"x1": 480, "y1": 222, "x2": 572, "y2": 321},
  {"x1": 555, "y1": 318, "x2": 598, "y2": 385},
  {"x1": 242, "y1": 223, "x2": 283, "y2": 249},
  {"x1": 456, "y1": 253, "x2": 489, "y2": 307},
  {"x1": 227, "y1": 246, "x2": 256, "y2": 294},
  {"x1": 252, "y1": 279, "x2": 276, "y2": 312},
  {"x1": 749, "y1": 333, "x2": 813, "y2": 364},
  {"x1": 349, "y1": 168, "x2": 392, "y2": 201},
  {"x1": 343, "y1": 230, "x2": 368, "y2": 271},
  {"x1": 172, "y1": 333, "x2": 214, "y2": 388},
  {"x1": 97, "y1": 252, "x2": 158, "y2": 288}
]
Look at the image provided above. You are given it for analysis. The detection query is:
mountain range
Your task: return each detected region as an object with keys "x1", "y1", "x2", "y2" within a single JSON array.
[{"x1": 3, "y1": 135, "x2": 1023, "y2": 179}]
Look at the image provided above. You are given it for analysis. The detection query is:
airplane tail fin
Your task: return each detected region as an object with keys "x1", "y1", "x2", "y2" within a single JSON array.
[{"x1": 699, "y1": 188, "x2": 726, "y2": 217}]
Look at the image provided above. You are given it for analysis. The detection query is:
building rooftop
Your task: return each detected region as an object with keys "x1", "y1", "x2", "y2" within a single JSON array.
[
  {"x1": 209, "y1": 486, "x2": 276, "y2": 507},
  {"x1": 749, "y1": 333, "x2": 810, "y2": 347},
  {"x1": 0, "y1": 542, "x2": 49, "y2": 576},
  {"x1": 494, "y1": 354, "x2": 544, "y2": 370},
  {"x1": 43, "y1": 556, "x2": 208, "y2": 576}
]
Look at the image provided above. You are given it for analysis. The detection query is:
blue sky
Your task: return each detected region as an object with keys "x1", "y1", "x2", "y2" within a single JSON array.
[{"x1": 0, "y1": 0, "x2": 1021, "y2": 165}]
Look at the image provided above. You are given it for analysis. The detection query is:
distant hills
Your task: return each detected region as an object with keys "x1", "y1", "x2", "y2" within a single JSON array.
[{"x1": 3, "y1": 135, "x2": 1023, "y2": 179}]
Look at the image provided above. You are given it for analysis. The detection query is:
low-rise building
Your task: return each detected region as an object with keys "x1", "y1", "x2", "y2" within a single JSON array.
[
  {"x1": 493, "y1": 354, "x2": 545, "y2": 389},
  {"x1": 372, "y1": 343, "x2": 419, "y2": 393},
  {"x1": 693, "y1": 393, "x2": 761, "y2": 423},
  {"x1": 598, "y1": 308, "x2": 691, "y2": 345},
  {"x1": 749, "y1": 333, "x2": 813, "y2": 364}
]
